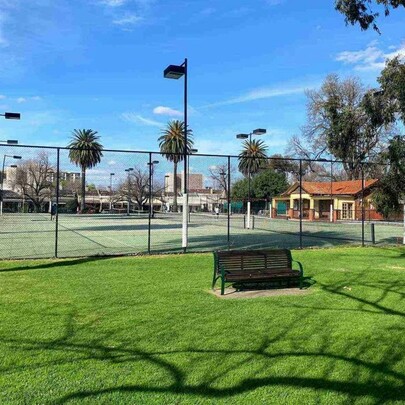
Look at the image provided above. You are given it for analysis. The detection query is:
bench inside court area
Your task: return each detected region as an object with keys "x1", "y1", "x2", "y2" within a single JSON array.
[{"x1": 212, "y1": 249, "x2": 304, "y2": 295}]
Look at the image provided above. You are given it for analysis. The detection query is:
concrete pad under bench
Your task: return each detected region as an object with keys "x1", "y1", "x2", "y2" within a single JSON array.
[{"x1": 209, "y1": 287, "x2": 311, "y2": 299}]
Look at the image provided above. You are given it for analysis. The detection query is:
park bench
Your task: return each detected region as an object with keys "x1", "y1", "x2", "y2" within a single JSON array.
[{"x1": 212, "y1": 249, "x2": 303, "y2": 295}]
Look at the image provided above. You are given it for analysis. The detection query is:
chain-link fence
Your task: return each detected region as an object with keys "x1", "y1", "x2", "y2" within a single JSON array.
[{"x1": 0, "y1": 144, "x2": 403, "y2": 259}]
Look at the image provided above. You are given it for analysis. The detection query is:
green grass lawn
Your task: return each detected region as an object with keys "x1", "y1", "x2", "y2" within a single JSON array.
[{"x1": 0, "y1": 247, "x2": 404, "y2": 404}]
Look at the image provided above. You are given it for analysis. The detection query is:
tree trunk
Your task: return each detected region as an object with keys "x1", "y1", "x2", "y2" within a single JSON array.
[
  {"x1": 173, "y1": 162, "x2": 178, "y2": 212},
  {"x1": 81, "y1": 168, "x2": 86, "y2": 213}
]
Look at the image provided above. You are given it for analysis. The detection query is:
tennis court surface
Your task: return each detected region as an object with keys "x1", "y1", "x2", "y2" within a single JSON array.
[{"x1": 0, "y1": 212, "x2": 402, "y2": 259}]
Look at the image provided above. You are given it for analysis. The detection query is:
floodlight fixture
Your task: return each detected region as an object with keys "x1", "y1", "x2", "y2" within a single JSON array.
[
  {"x1": 163, "y1": 64, "x2": 186, "y2": 79},
  {"x1": 0, "y1": 140, "x2": 18, "y2": 144},
  {"x1": 252, "y1": 128, "x2": 266, "y2": 135},
  {"x1": 190, "y1": 149, "x2": 198, "y2": 153},
  {"x1": 236, "y1": 134, "x2": 249, "y2": 139},
  {"x1": 2, "y1": 112, "x2": 21, "y2": 120},
  {"x1": 9, "y1": 164, "x2": 17, "y2": 168},
  {"x1": 13, "y1": 155, "x2": 22, "y2": 159}
]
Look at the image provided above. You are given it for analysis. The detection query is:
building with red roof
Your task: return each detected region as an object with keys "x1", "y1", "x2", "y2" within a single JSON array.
[{"x1": 272, "y1": 179, "x2": 382, "y2": 222}]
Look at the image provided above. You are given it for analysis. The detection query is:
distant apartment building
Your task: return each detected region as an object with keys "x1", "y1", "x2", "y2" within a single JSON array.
[{"x1": 165, "y1": 172, "x2": 203, "y2": 193}]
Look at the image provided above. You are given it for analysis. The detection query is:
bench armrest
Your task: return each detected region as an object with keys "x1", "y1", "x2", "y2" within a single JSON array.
[{"x1": 292, "y1": 260, "x2": 304, "y2": 276}]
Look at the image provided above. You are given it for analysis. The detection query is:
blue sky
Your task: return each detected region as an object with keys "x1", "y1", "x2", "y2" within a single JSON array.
[{"x1": 0, "y1": 0, "x2": 404, "y2": 157}]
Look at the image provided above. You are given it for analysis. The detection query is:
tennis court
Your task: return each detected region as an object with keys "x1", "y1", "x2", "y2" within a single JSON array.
[{"x1": 0, "y1": 212, "x2": 402, "y2": 259}]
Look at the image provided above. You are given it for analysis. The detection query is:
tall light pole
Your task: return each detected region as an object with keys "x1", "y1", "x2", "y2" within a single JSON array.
[
  {"x1": 236, "y1": 128, "x2": 266, "y2": 229},
  {"x1": 109, "y1": 173, "x2": 115, "y2": 211},
  {"x1": 125, "y1": 168, "x2": 133, "y2": 216},
  {"x1": 1, "y1": 154, "x2": 22, "y2": 215},
  {"x1": 164, "y1": 58, "x2": 189, "y2": 252},
  {"x1": 147, "y1": 160, "x2": 159, "y2": 218}
]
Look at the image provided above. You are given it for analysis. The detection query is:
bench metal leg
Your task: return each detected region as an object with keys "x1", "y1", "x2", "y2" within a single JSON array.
[
  {"x1": 221, "y1": 278, "x2": 225, "y2": 295},
  {"x1": 212, "y1": 273, "x2": 218, "y2": 289}
]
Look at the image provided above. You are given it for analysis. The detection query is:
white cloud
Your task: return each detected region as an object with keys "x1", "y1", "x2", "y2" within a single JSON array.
[
  {"x1": 202, "y1": 84, "x2": 313, "y2": 108},
  {"x1": 153, "y1": 106, "x2": 182, "y2": 117},
  {"x1": 266, "y1": 0, "x2": 284, "y2": 5},
  {"x1": 121, "y1": 112, "x2": 163, "y2": 127},
  {"x1": 99, "y1": 0, "x2": 127, "y2": 6},
  {"x1": 15, "y1": 96, "x2": 41, "y2": 103},
  {"x1": 107, "y1": 160, "x2": 117, "y2": 165},
  {"x1": 336, "y1": 42, "x2": 405, "y2": 71},
  {"x1": 113, "y1": 13, "x2": 143, "y2": 25},
  {"x1": 0, "y1": 94, "x2": 5, "y2": 99}
]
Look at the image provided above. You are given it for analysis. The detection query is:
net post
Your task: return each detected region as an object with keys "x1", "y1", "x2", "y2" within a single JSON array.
[{"x1": 54, "y1": 148, "x2": 60, "y2": 258}]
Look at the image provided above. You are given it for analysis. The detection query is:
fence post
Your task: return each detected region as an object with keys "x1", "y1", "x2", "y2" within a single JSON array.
[
  {"x1": 227, "y1": 155, "x2": 231, "y2": 248},
  {"x1": 55, "y1": 148, "x2": 60, "y2": 258},
  {"x1": 361, "y1": 165, "x2": 365, "y2": 247},
  {"x1": 148, "y1": 152, "x2": 152, "y2": 254},
  {"x1": 299, "y1": 159, "x2": 303, "y2": 249},
  {"x1": 371, "y1": 223, "x2": 375, "y2": 244}
]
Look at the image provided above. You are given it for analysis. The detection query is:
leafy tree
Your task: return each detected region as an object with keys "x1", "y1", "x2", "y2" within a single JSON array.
[
  {"x1": 231, "y1": 168, "x2": 288, "y2": 201},
  {"x1": 67, "y1": 129, "x2": 103, "y2": 213},
  {"x1": 335, "y1": 0, "x2": 405, "y2": 33},
  {"x1": 238, "y1": 139, "x2": 268, "y2": 177},
  {"x1": 13, "y1": 152, "x2": 55, "y2": 213},
  {"x1": 158, "y1": 120, "x2": 193, "y2": 212},
  {"x1": 373, "y1": 135, "x2": 405, "y2": 217},
  {"x1": 252, "y1": 169, "x2": 288, "y2": 200},
  {"x1": 290, "y1": 74, "x2": 392, "y2": 180},
  {"x1": 377, "y1": 56, "x2": 405, "y2": 124}
]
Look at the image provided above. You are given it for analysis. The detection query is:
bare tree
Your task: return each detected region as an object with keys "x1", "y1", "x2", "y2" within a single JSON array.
[
  {"x1": 13, "y1": 152, "x2": 55, "y2": 212},
  {"x1": 208, "y1": 164, "x2": 236, "y2": 197},
  {"x1": 288, "y1": 74, "x2": 393, "y2": 180}
]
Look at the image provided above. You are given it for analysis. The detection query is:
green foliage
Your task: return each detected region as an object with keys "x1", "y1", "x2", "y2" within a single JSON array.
[
  {"x1": 231, "y1": 168, "x2": 288, "y2": 200},
  {"x1": 335, "y1": 0, "x2": 405, "y2": 32},
  {"x1": 0, "y1": 248, "x2": 405, "y2": 403},
  {"x1": 65, "y1": 198, "x2": 79, "y2": 213},
  {"x1": 158, "y1": 120, "x2": 193, "y2": 212},
  {"x1": 158, "y1": 120, "x2": 194, "y2": 164},
  {"x1": 238, "y1": 139, "x2": 268, "y2": 176},
  {"x1": 373, "y1": 135, "x2": 405, "y2": 216},
  {"x1": 67, "y1": 129, "x2": 103, "y2": 171},
  {"x1": 67, "y1": 129, "x2": 103, "y2": 212},
  {"x1": 378, "y1": 56, "x2": 405, "y2": 124}
]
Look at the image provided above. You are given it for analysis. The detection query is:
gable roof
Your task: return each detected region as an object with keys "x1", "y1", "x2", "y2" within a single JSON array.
[{"x1": 282, "y1": 179, "x2": 379, "y2": 196}]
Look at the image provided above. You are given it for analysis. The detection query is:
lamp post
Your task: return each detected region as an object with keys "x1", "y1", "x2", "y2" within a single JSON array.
[
  {"x1": 164, "y1": 58, "x2": 189, "y2": 252},
  {"x1": 1, "y1": 112, "x2": 21, "y2": 120},
  {"x1": 1, "y1": 154, "x2": 22, "y2": 215},
  {"x1": 125, "y1": 168, "x2": 133, "y2": 216},
  {"x1": 109, "y1": 173, "x2": 115, "y2": 211},
  {"x1": 164, "y1": 174, "x2": 170, "y2": 211},
  {"x1": 236, "y1": 128, "x2": 266, "y2": 229},
  {"x1": 147, "y1": 160, "x2": 159, "y2": 218}
]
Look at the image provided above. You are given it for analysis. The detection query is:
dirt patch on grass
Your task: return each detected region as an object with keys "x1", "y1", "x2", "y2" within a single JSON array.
[{"x1": 209, "y1": 287, "x2": 311, "y2": 299}]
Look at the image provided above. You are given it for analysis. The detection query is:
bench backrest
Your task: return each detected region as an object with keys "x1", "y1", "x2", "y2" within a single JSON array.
[{"x1": 214, "y1": 249, "x2": 292, "y2": 274}]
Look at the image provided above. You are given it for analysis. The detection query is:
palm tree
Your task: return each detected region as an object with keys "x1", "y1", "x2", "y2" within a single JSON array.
[
  {"x1": 238, "y1": 139, "x2": 268, "y2": 177},
  {"x1": 158, "y1": 120, "x2": 193, "y2": 212},
  {"x1": 68, "y1": 129, "x2": 103, "y2": 213}
]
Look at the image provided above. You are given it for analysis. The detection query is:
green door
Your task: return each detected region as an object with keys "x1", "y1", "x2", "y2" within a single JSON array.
[{"x1": 277, "y1": 201, "x2": 287, "y2": 215}]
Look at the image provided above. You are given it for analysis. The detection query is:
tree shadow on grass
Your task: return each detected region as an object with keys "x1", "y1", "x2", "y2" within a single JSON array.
[
  {"x1": 0, "y1": 256, "x2": 113, "y2": 273},
  {"x1": 0, "y1": 293, "x2": 404, "y2": 404}
]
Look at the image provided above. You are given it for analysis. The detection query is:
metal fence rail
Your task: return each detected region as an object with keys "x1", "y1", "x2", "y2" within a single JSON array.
[{"x1": 0, "y1": 144, "x2": 402, "y2": 259}]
